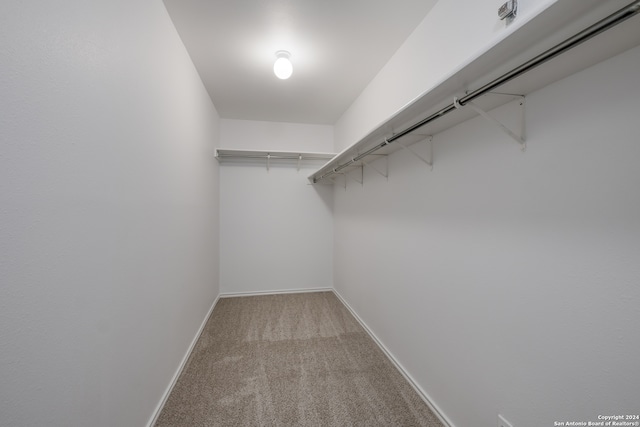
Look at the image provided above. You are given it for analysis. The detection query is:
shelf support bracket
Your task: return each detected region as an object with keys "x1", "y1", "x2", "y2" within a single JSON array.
[
  {"x1": 297, "y1": 154, "x2": 302, "y2": 172},
  {"x1": 343, "y1": 166, "x2": 363, "y2": 187},
  {"x1": 267, "y1": 154, "x2": 271, "y2": 172},
  {"x1": 326, "y1": 174, "x2": 339, "y2": 185},
  {"x1": 397, "y1": 136, "x2": 433, "y2": 169},
  {"x1": 462, "y1": 97, "x2": 526, "y2": 151},
  {"x1": 361, "y1": 155, "x2": 388, "y2": 180}
]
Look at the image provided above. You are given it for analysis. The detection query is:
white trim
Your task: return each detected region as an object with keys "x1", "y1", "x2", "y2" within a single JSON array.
[
  {"x1": 220, "y1": 287, "x2": 332, "y2": 298},
  {"x1": 331, "y1": 289, "x2": 455, "y2": 427},
  {"x1": 146, "y1": 294, "x2": 221, "y2": 427}
]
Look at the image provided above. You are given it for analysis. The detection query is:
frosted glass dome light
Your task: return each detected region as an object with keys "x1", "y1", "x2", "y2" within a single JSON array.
[{"x1": 273, "y1": 51, "x2": 293, "y2": 80}]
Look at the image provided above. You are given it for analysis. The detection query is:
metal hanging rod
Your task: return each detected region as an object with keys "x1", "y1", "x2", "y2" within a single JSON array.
[
  {"x1": 218, "y1": 154, "x2": 319, "y2": 160},
  {"x1": 313, "y1": 0, "x2": 640, "y2": 183},
  {"x1": 216, "y1": 149, "x2": 335, "y2": 162}
]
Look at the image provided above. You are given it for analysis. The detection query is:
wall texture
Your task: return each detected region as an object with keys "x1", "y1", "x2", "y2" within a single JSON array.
[
  {"x1": 333, "y1": 44, "x2": 640, "y2": 427},
  {"x1": 219, "y1": 120, "x2": 333, "y2": 295},
  {"x1": 220, "y1": 119, "x2": 335, "y2": 153},
  {"x1": 0, "y1": 1, "x2": 221, "y2": 426}
]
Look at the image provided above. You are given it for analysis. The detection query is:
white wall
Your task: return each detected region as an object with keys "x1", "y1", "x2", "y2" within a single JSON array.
[
  {"x1": 0, "y1": 1, "x2": 220, "y2": 426},
  {"x1": 220, "y1": 119, "x2": 334, "y2": 153},
  {"x1": 219, "y1": 120, "x2": 333, "y2": 294},
  {"x1": 333, "y1": 44, "x2": 640, "y2": 427}
]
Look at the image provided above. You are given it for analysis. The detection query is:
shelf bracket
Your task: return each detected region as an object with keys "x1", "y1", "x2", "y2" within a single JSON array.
[
  {"x1": 397, "y1": 136, "x2": 433, "y2": 169},
  {"x1": 297, "y1": 154, "x2": 302, "y2": 172},
  {"x1": 361, "y1": 155, "x2": 388, "y2": 179},
  {"x1": 326, "y1": 174, "x2": 339, "y2": 185},
  {"x1": 461, "y1": 97, "x2": 526, "y2": 151},
  {"x1": 343, "y1": 166, "x2": 363, "y2": 187},
  {"x1": 267, "y1": 153, "x2": 271, "y2": 172}
]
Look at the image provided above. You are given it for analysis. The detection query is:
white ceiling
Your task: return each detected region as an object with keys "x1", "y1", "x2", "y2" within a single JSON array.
[{"x1": 163, "y1": 0, "x2": 438, "y2": 125}]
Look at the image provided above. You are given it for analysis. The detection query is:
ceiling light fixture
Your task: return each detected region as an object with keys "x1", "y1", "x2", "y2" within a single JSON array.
[{"x1": 273, "y1": 50, "x2": 293, "y2": 80}]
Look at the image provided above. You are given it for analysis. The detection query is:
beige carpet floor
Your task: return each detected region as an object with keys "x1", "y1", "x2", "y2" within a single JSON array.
[{"x1": 155, "y1": 291, "x2": 443, "y2": 426}]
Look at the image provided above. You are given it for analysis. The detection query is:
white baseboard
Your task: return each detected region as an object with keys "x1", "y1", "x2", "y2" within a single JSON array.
[
  {"x1": 331, "y1": 289, "x2": 455, "y2": 427},
  {"x1": 220, "y1": 287, "x2": 332, "y2": 298},
  {"x1": 146, "y1": 294, "x2": 221, "y2": 427}
]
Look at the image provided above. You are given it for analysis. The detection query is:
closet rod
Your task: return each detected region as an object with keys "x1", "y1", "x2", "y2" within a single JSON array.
[
  {"x1": 218, "y1": 154, "x2": 320, "y2": 160},
  {"x1": 314, "y1": 0, "x2": 640, "y2": 183}
]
